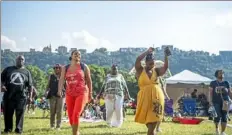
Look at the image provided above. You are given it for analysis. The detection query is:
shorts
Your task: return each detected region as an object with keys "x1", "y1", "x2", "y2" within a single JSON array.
[{"x1": 213, "y1": 103, "x2": 228, "y2": 123}]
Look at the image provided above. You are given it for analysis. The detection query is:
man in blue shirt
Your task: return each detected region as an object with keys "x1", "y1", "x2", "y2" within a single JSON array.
[{"x1": 209, "y1": 70, "x2": 231, "y2": 135}]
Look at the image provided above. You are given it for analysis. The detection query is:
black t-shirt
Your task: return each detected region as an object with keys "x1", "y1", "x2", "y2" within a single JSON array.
[
  {"x1": 210, "y1": 80, "x2": 230, "y2": 104},
  {"x1": 1, "y1": 66, "x2": 33, "y2": 100}
]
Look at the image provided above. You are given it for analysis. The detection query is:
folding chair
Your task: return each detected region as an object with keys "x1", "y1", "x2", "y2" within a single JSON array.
[
  {"x1": 182, "y1": 98, "x2": 197, "y2": 116},
  {"x1": 164, "y1": 99, "x2": 174, "y2": 121}
]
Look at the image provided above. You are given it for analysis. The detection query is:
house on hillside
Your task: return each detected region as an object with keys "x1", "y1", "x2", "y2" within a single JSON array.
[
  {"x1": 119, "y1": 48, "x2": 132, "y2": 52},
  {"x1": 220, "y1": 51, "x2": 232, "y2": 62},
  {"x1": 57, "y1": 46, "x2": 68, "y2": 54},
  {"x1": 4, "y1": 49, "x2": 11, "y2": 53},
  {"x1": 43, "y1": 44, "x2": 52, "y2": 53},
  {"x1": 30, "y1": 48, "x2": 36, "y2": 52},
  {"x1": 69, "y1": 48, "x2": 77, "y2": 53},
  {"x1": 79, "y1": 49, "x2": 87, "y2": 54}
]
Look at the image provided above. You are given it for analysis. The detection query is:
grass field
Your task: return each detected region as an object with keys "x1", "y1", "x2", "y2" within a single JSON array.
[{"x1": 1, "y1": 110, "x2": 232, "y2": 135}]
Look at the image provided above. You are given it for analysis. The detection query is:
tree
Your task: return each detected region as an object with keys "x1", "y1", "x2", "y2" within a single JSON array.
[
  {"x1": 26, "y1": 65, "x2": 48, "y2": 97},
  {"x1": 89, "y1": 64, "x2": 106, "y2": 96}
]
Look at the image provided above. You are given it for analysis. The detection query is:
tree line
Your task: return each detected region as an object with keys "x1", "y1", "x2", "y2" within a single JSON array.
[{"x1": 25, "y1": 64, "x2": 138, "y2": 98}]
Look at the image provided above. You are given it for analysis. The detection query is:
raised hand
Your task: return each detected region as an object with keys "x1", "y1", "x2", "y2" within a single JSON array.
[
  {"x1": 147, "y1": 47, "x2": 155, "y2": 54},
  {"x1": 164, "y1": 47, "x2": 171, "y2": 56}
]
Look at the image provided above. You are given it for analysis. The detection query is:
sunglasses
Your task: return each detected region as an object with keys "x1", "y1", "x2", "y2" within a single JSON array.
[{"x1": 54, "y1": 67, "x2": 61, "y2": 69}]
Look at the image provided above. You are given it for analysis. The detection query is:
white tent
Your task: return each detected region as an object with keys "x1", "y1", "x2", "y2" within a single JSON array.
[{"x1": 166, "y1": 70, "x2": 212, "y2": 85}]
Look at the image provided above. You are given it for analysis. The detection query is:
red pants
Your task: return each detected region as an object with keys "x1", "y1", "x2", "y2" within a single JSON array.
[{"x1": 66, "y1": 93, "x2": 88, "y2": 125}]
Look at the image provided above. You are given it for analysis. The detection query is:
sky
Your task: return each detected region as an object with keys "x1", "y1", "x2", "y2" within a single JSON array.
[{"x1": 1, "y1": 1, "x2": 232, "y2": 54}]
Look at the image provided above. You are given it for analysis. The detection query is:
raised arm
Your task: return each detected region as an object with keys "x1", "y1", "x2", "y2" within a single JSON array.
[
  {"x1": 135, "y1": 47, "x2": 153, "y2": 74},
  {"x1": 58, "y1": 66, "x2": 66, "y2": 97},
  {"x1": 156, "y1": 47, "x2": 170, "y2": 77}
]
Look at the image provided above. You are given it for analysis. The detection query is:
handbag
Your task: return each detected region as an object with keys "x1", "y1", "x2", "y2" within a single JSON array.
[
  {"x1": 217, "y1": 81, "x2": 230, "y2": 112},
  {"x1": 221, "y1": 92, "x2": 229, "y2": 112}
]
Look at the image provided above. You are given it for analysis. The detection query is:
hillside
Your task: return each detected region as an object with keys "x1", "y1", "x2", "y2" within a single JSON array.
[{"x1": 1, "y1": 47, "x2": 232, "y2": 82}]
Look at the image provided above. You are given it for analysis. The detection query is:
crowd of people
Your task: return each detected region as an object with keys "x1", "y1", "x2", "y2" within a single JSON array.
[{"x1": 1, "y1": 47, "x2": 231, "y2": 135}]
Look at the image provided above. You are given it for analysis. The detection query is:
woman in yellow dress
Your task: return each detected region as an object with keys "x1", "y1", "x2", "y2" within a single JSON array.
[{"x1": 135, "y1": 47, "x2": 171, "y2": 135}]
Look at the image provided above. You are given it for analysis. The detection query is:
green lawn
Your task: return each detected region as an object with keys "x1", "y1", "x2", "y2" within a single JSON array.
[{"x1": 1, "y1": 110, "x2": 232, "y2": 135}]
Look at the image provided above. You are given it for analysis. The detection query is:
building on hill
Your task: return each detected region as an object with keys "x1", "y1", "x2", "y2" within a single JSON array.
[
  {"x1": 69, "y1": 48, "x2": 87, "y2": 55},
  {"x1": 30, "y1": 48, "x2": 36, "y2": 52},
  {"x1": 219, "y1": 51, "x2": 232, "y2": 62},
  {"x1": 57, "y1": 46, "x2": 68, "y2": 54},
  {"x1": 69, "y1": 48, "x2": 77, "y2": 53},
  {"x1": 119, "y1": 47, "x2": 147, "y2": 53},
  {"x1": 4, "y1": 49, "x2": 11, "y2": 53},
  {"x1": 134, "y1": 47, "x2": 147, "y2": 52},
  {"x1": 119, "y1": 48, "x2": 132, "y2": 52},
  {"x1": 79, "y1": 49, "x2": 87, "y2": 54},
  {"x1": 43, "y1": 44, "x2": 52, "y2": 53}
]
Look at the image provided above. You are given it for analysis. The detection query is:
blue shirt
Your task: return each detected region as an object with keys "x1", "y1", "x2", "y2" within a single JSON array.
[{"x1": 210, "y1": 80, "x2": 230, "y2": 104}]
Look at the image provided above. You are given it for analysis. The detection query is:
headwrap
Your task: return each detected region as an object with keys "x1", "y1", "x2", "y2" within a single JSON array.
[{"x1": 145, "y1": 53, "x2": 155, "y2": 61}]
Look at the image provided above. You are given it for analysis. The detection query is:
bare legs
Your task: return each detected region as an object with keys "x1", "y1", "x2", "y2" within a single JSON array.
[
  {"x1": 221, "y1": 122, "x2": 227, "y2": 133},
  {"x1": 72, "y1": 124, "x2": 79, "y2": 135},
  {"x1": 146, "y1": 122, "x2": 158, "y2": 135}
]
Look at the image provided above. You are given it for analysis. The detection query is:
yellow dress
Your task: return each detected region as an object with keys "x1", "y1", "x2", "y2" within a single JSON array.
[{"x1": 135, "y1": 68, "x2": 165, "y2": 124}]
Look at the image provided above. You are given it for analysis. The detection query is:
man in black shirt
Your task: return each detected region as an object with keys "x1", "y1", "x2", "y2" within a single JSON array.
[{"x1": 1, "y1": 55, "x2": 33, "y2": 134}]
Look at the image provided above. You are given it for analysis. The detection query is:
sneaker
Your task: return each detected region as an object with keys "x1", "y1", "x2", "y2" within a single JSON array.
[
  {"x1": 221, "y1": 132, "x2": 227, "y2": 135},
  {"x1": 56, "y1": 128, "x2": 61, "y2": 131}
]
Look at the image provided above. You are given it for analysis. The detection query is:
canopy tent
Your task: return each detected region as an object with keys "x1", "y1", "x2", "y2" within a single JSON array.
[
  {"x1": 166, "y1": 70, "x2": 212, "y2": 85},
  {"x1": 165, "y1": 70, "x2": 213, "y2": 109}
]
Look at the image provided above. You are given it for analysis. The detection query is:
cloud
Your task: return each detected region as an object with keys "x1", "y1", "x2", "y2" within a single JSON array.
[
  {"x1": 21, "y1": 37, "x2": 27, "y2": 42},
  {"x1": 1, "y1": 35, "x2": 18, "y2": 51},
  {"x1": 215, "y1": 12, "x2": 232, "y2": 28},
  {"x1": 61, "y1": 30, "x2": 116, "y2": 52}
]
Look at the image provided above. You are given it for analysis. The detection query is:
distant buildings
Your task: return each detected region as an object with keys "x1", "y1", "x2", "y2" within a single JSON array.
[
  {"x1": 69, "y1": 48, "x2": 77, "y2": 53},
  {"x1": 42, "y1": 44, "x2": 52, "y2": 53},
  {"x1": 79, "y1": 49, "x2": 87, "y2": 54},
  {"x1": 219, "y1": 51, "x2": 232, "y2": 61},
  {"x1": 119, "y1": 47, "x2": 147, "y2": 53},
  {"x1": 30, "y1": 48, "x2": 36, "y2": 52},
  {"x1": 57, "y1": 46, "x2": 68, "y2": 54},
  {"x1": 4, "y1": 49, "x2": 11, "y2": 53}
]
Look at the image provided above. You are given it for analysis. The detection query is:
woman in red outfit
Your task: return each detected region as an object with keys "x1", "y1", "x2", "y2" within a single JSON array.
[{"x1": 58, "y1": 50, "x2": 93, "y2": 135}]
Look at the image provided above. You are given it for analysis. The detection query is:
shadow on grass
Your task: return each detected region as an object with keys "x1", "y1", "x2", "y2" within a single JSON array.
[
  {"x1": 26, "y1": 127, "x2": 51, "y2": 132},
  {"x1": 80, "y1": 132, "x2": 147, "y2": 135},
  {"x1": 81, "y1": 124, "x2": 109, "y2": 129},
  {"x1": 28, "y1": 116, "x2": 49, "y2": 119}
]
